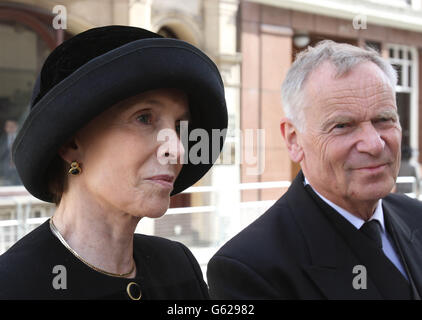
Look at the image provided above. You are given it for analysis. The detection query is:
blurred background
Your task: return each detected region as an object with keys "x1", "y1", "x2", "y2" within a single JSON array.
[{"x1": 0, "y1": 0, "x2": 421, "y2": 279}]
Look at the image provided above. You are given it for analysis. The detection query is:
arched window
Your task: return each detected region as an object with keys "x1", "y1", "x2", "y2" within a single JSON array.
[{"x1": 0, "y1": 3, "x2": 70, "y2": 186}]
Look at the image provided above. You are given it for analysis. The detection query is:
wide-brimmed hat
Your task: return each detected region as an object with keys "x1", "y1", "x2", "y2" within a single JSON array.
[{"x1": 12, "y1": 25, "x2": 227, "y2": 203}]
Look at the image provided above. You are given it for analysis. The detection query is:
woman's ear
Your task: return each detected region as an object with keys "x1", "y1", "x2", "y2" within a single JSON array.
[
  {"x1": 57, "y1": 138, "x2": 80, "y2": 164},
  {"x1": 280, "y1": 118, "x2": 304, "y2": 163}
]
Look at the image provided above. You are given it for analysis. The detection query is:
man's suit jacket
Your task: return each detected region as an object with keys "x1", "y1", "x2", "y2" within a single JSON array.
[{"x1": 207, "y1": 171, "x2": 422, "y2": 299}]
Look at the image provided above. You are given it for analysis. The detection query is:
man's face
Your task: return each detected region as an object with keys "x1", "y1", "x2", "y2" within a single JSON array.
[
  {"x1": 298, "y1": 61, "x2": 401, "y2": 210},
  {"x1": 4, "y1": 121, "x2": 17, "y2": 133}
]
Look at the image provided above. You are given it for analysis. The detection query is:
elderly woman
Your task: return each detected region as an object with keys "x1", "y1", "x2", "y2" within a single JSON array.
[{"x1": 0, "y1": 26, "x2": 227, "y2": 300}]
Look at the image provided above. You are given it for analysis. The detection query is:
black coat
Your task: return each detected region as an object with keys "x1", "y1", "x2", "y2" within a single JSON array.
[
  {"x1": 0, "y1": 220, "x2": 209, "y2": 300},
  {"x1": 207, "y1": 172, "x2": 422, "y2": 299}
]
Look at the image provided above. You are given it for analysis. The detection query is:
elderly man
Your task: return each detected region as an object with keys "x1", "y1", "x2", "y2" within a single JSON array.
[{"x1": 207, "y1": 40, "x2": 422, "y2": 299}]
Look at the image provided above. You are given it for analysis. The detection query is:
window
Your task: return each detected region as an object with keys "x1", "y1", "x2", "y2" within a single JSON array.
[
  {"x1": 388, "y1": 45, "x2": 417, "y2": 152},
  {"x1": 387, "y1": 44, "x2": 419, "y2": 194},
  {"x1": 365, "y1": 40, "x2": 381, "y2": 53},
  {"x1": 0, "y1": 21, "x2": 51, "y2": 185}
]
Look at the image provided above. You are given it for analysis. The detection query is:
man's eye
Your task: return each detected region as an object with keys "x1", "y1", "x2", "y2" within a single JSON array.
[
  {"x1": 137, "y1": 114, "x2": 152, "y2": 124},
  {"x1": 374, "y1": 117, "x2": 394, "y2": 125},
  {"x1": 334, "y1": 123, "x2": 348, "y2": 129}
]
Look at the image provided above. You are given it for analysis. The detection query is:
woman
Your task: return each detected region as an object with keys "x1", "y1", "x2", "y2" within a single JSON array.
[{"x1": 0, "y1": 26, "x2": 227, "y2": 299}]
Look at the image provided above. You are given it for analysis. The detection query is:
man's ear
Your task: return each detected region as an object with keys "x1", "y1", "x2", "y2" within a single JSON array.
[
  {"x1": 57, "y1": 138, "x2": 80, "y2": 164},
  {"x1": 280, "y1": 117, "x2": 304, "y2": 163}
]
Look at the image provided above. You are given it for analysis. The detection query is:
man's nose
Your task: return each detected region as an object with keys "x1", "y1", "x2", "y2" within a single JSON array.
[{"x1": 355, "y1": 122, "x2": 385, "y2": 156}]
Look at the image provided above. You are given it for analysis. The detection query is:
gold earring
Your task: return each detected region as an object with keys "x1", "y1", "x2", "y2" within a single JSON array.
[{"x1": 68, "y1": 161, "x2": 82, "y2": 175}]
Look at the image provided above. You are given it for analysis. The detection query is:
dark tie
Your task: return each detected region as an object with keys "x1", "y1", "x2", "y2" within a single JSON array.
[{"x1": 360, "y1": 220, "x2": 383, "y2": 249}]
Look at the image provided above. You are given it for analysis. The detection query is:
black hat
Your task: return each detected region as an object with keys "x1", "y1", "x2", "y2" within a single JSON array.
[{"x1": 12, "y1": 25, "x2": 228, "y2": 202}]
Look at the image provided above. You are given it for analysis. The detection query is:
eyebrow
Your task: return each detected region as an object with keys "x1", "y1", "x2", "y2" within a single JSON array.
[
  {"x1": 321, "y1": 109, "x2": 398, "y2": 132},
  {"x1": 374, "y1": 109, "x2": 399, "y2": 121},
  {"x1": 123, "y1": 98, "x2": 191, "y2": 121},
  {"x1": 321, "y1": 115, "x2": 354, "y2": 132}
]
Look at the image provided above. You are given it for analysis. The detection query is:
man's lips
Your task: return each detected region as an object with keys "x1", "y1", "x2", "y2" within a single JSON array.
[
  {"x1": 352, "y1": 163, "x2": 388, "y2": 172},
  {"x1": 145, "y1": 175, "x2": 175, "y2": 188}
]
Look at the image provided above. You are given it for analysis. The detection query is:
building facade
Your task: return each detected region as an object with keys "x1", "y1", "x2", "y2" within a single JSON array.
[
  {"x1": 0, "y1": 0, "x2": 242, "y2": 260},
  {"x1": 239, "y1": 0, "x2": 422, "y2": 202}
]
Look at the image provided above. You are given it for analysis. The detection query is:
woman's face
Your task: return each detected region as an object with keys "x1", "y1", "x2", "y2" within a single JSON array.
[{"x1": 71, "y1": 88, "x2": 189, "y2": 218}]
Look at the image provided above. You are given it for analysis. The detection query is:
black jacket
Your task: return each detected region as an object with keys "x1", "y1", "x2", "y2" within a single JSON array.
[
  {"x1": 0, "y1": 220, "x2": 209, "y2": 300},
  {"x1": 207, "y1": 172, "x2": 422, "y2": 299}
]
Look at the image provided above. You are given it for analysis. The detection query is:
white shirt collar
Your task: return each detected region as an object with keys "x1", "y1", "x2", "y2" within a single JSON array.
[{"x1": 303, "y1": 176, "x2": 385, "y2": 233}]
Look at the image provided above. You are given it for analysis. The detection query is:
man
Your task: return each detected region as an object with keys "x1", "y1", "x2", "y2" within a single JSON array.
[
  {"x1": 0, "y1": 120, "x2": 20, "y2": 185},
  {"x1": 207, "y1": 40, "x2": 422, "y2": 299}
]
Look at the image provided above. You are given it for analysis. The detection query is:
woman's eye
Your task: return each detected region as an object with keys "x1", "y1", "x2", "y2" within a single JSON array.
[
  {"x1": 136, "y1": 114, "x2": 152, "y2": 125},
  {"x1": 175, "y1": 121, "x2": 188, "y2": 135}
]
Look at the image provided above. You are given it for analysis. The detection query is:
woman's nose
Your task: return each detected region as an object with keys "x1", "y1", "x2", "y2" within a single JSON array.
[{"x1": 157, "y1": 128, "x2": 185, "y2": 165}]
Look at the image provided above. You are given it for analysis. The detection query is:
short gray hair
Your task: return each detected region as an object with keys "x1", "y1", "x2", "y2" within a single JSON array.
[{"x1": 281, "y1": 40, "x2": 397, "y2": 131}]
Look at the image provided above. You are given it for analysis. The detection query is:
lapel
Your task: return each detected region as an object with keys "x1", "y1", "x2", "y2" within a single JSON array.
[
  {"x1": 284, "y1": 171, "x2": 382, "y2": 299},
  {"x1": 312, "y1": 191, "x2": 413, "y2": 300},
  {"x1": 383, "y1": 198, "x2": 422, "y2": 299}
]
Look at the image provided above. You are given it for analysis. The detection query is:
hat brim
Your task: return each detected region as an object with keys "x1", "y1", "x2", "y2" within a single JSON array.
[{"x1": 12, "y1": 38, "x2": 227, "y2": 202}]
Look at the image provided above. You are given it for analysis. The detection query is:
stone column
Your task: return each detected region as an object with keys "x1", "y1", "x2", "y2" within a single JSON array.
[
  {"x1": 204, "y1": 0, "x2": 242, "y2": 243},
  {"x1": 129, "y1": 0, "x2": 151, "y2": 29},
  {"x1": 240, "y1": 2, "x2": 293, "y2": 203}
]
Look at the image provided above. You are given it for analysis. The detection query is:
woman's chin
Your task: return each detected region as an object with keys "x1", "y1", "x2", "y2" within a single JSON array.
[
  {"x1": 130, "y1": 199, "x2": 170, "y2": 219},
  {"x1": 144, "y1": 209, "x2": 168, "y2": 219}
]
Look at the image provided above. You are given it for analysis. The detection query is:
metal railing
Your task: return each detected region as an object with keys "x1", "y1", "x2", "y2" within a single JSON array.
[{"x1": 0, "y1": 177, "x2": 419, "y2": 279}]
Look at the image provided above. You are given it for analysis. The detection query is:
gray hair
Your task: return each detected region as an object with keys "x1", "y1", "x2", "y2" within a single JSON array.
[{"x1": 281, "y1": 40, "x2": 397, "y2": 131}]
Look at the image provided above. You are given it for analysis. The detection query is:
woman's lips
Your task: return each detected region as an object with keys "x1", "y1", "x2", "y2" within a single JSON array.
[{"x1": 145, "y1": 175, "x2": 175, "y2": 188}]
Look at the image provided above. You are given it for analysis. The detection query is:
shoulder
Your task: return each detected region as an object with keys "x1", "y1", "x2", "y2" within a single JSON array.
[
  {"x1": 133, "y1": 233, "x2": 200, "y2": 272},
  {"x1": 238, "y1": 195, "x2": 293, "y2": 237},
  {"x1": 211, "y1": 194, "x2": 299, "y2": 264},
  {"x1": 383, "y1": 193, "x2": 422, "y2": 226},
  {"x1": 207, "y1": 194, "x2": 307, "y2": 298},
  {"x1": 0, "y1": 220, "x2": 51, "y2": 266},
  {"x1": 132, "y1": 234, "x2": 208, "y2": 299},
  {"x1": 133, "y1": 233, "x2": 192, "y2": 257},
  {"x1": 384, "y1": 192, "x2": 422, "y2": 209},
  {"x1": 0, "y1": 220, "x2": 55, "y2": 298}
]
